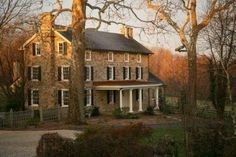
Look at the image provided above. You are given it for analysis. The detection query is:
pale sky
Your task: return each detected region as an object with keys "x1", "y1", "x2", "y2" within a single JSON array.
[{"x1": 41, "y1": 0, "x2": 184, "y2": 53}]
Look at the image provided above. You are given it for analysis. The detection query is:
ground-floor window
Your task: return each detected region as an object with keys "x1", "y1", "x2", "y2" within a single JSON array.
[
  {"x1": 31, "y1": 89, "x2": 39, "y2": 106},
  {"x1": 85, "y1": 89, "x2": 92, "y2": 106},
  {"x1": 107, "y1": 91, "x2": 116, "y2": 104},
  {"x1": 58, "y1": 89, "x2": 69, "y2": 107}
]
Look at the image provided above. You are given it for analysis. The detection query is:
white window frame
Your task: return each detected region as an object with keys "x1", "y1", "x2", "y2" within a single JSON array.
[
  {"x1": 137, "y1": 54, "x2": 142, "y2": 63},
  {"x1": 124, "y1": 66, "x2": 130, "y2": 80},
  {"x1": 58, "y1": 41, "x2": 65, "y2": 54},
  {"x1": 86, "y1": 89, "x2": 92, "y2": 106},
  {"x1": 108, "y1": 66, "x2": 114, "y2": 80},
  {"x1": 137, "y1": 66, "x2": 142, "y2": 80},
  {"x1": 61, "y1": 65, "x2": 70, "y2": 81},
  {"x1": 61, "y1": 89, "x2": 69, "y2": 107},
  {"x1": 31, "y1": 65, "x2": 40, "y2": 81},
  {"x1": 124, "y1": 53, "x2": 129, "y2": 62},
  {"x1": 85, "y1": 65, "x2": 91, "y2": 81},
  {"x1": 108, "y1": 52, "x2": 114, "y2": 62},
  {"x1": 31, "y1": 89, "x2": 39, "y2": 107},
  {"x1": 35, "y1": 43, "x2": 41, "y2": 56},
  {"x1": 85, "y1": 51, "x2": 92, "y2": 61}
]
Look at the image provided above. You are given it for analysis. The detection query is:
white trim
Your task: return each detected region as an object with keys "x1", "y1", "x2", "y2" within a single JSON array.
[
  {"x1": 86, "y1": 89, "x2": 92, "y2": 106},
  {"x1": 61, "y1": 65, "x2": 70, "y2": 81},
  {"x1": 124, "y1": 66, "x2": 130, "y2": 80},
  {"x1": 85, "y1": 65, "x2": 91, "y2": 81},
  {"x1": 31, "y1": 65, "x2": 40, "y2": 81},
  {"x1": 34, "y1": 42, "x2": 41, "y2": 56},
  {"x1": 108, "y1": 52, "x2": 114, "y2": 62},
  {"x1": 108, "y1": 65, "x2": 114, "y2": 80},
  {"x1": 95, "y1": 83, "x2": 163, "y2": 90},
  {"x1": 137, "y1": 66, "x2": 142, "y2": 80},
  {"x1": 23, "y1": 34, "x2": 37, "y2": 48},
  {"x1": 54, "y1": 31, "x2": 72, "y2": 45},
  {"x1": 85, "y1": 51, "x2": 92, "y2": 61},
  {"x1": 57, "y1": 41, "x2": 65, "y2": 54},
  {"x1": 137, "y1": 54, "x2": 142, "y2": 63},
  {"x1": 61, "y1": 89, "x2": 69, "y2": 107},
  {"x1": 31, "y1": 89, "x2": 39, "y2": 107},
  {"x1": 124, "y1": 53, "x2": 129, "y2": 62}
]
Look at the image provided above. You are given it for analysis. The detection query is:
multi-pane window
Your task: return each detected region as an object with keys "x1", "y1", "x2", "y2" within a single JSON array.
[
  {"x1": 31, "y1": 90, "x2": 39, "y2": 106},
  {"x1": 108, "y1": 52, "x2": 113, "y2": 62},
  {"x1": 107, "y1": 91, "x2": 116, "y2": 104},
  {"x1": 28, "y1": 66, "x2": 41, "y2": 81},
  {"x1": 123, "y1": 66, "x2": 131, "y2": 80},
  {"x1": 124, "y1": 53, "x2": 129, "y2": 62},
  {"x1": 32, "y1": 43, "x2": 41, "y2": 56},
  {"x1": 136, "y1": 67, "x2": 143, "y2": 80},
  {"x1": 85, "y1": 51, "x2": 92, "y2": 61},
  {"x1": 58, "y1": 89, "x2": 69, "y2": 107},
  {"x1": 58, "y1": 42, "x2": 67, "y2": 54},
  {"x1": 137, "y1": 54, "x2": 142, "y2": 63},
  {"x1": 58, "y1": 66, "x2": 70, "y2": 81},
  {"x1": 85, "y1": 66, "x2": 93, "y2": 81},
  {"x1": 85, "y1": 89, "x2": 92, "y2": 106},
  {"x1": 107, "y1": 66, "x2": 115, "y2": 80}
]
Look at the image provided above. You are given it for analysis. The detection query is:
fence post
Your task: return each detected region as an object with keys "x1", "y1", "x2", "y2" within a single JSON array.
[
  {"x1": 39, "y1": 107, "x2": 43, "y2": 122},
  {"x1": 9, "y1": 109, "x2": 13, "y2": 128},
  {"x1": 57, "y1": 106, "x2": 61, "y2": 121}
]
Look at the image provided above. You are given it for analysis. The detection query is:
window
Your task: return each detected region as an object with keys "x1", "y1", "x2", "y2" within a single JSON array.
[
  {"x1": 107, "y1": 91, "x2": 116, "y2": 104},
  {"x1": 108, "y1": 52, "x2": 113, "y2": 62},
  {"x1": 136, "y1": 67, "x2": 143, "y2": 80},
  {"x1": 85, "y1": 89, "x2": 92, "y2": 106},
  {"x1": 85, "y1": 51, "x2": 92, "y2": 61},
  {"x1": 124, "y1": 53, "x2": 129, "y2": 62},
  {"x1": 58, "y1": 89, "x2": 69, "y2": 107},
  {"x1": 58, "y1": 66, "x2": 70, "y2": 81},
  {"x1": 28, "y1": 66, "x2": 41, "y2": 81},
  {"x1": 32, "y1": 43, "x2": 41, "y2": 56},
  {"x1": 85, "y1": 66, "x2": 93, "y2": 81},
  {"x1": 31, "y1": 89, "x2": 39, "y2": 106},
  {"x1": 107, "y1": 66, "x2": 115, "y2": 80},
  {"x1": 123, "y1": 66, "x2": 131, "y2": 80},
  {"x1": 58, "y1": 42, "x2": 67, "y2": 54},
  {"x1": 137, "y1": 54, "x2": 142, "y2": 63}
]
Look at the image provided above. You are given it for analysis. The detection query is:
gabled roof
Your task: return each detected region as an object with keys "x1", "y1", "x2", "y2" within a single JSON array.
[
  {"x1": 148, "y1": 72, "x2": 165, "y2": 85},
  {"x1": 58, "y1": 29, "x2": 152, "y2": 54}
]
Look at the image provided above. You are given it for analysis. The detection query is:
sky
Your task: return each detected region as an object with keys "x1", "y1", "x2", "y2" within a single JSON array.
[{"x1": 41, "y1": 0, "x2": 183, "y2": 53}]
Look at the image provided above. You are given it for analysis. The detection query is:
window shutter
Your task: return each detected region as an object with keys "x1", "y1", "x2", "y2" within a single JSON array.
[
  {"x1": 84, "y1": 67, "x2": 87, "y2": 81},
  {"x1": 38, "y1": 66, "x2": 41, "y2": 81},
  {"x1": 129, "y1": 67, "x2": 131, "y2": 79},
  {"x1": 32, "y1": 43, "x2": 36, "y2": 56},
  {"x1": 63, "y1": 42, "x2": 67, "y2": 55},
  {"x1": 28, "y1": 89, "x2": 31, "y2": 106},
  {"x1": 84, "y1": 90, "x2": 87, "y2": 106},
  {"x1": 141, "y1": 67, "x2": 144, "y2": 79},
  {"x1": 107, "y1": 67, "x2": 109, "y2": 80},
  {"x1": 58, "y1": 90, "x2": 62, "y2": 106},
  {"x1": 69, "y1": 67, "x2": 71, "y2": 80},
  {"x1": 136, "y1": 67, "x2": 138, "y2": 79},
  {"x1": 123, "y1": 67, "x2": 125, "y2": 80},
  {"x1": 58, "y1": 66, "x2": 62, "y2": 81},
  {"x1": 107, "y1": 91, "x2": 110, "y2": 104},
  {"x1": 92, "y1": 90, "x2": 94, "y2": 105},
  {"x1": 114, "y1": 91, "x2": 116, "y2": 103},
  {"x1": 91, "y1": 67, "x2": 94, "y2": 81},
  {"x1": 28, "y1": 66, "x2": 31, "y2": 81},
  {"x1": 113, "y1": 67, "x2": 115, "y2": 80}
]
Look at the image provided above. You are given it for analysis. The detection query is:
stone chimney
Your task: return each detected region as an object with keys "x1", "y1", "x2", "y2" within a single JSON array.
[
  {"x1": 120, "y1": 25, "x2": 133, "y2": 39},
  {"x1": 39, "y1": 12, "x2": 54, "y2": 32}
]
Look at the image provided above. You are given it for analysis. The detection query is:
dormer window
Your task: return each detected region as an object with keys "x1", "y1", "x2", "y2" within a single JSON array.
[
  {"x1": 58, "y1": 42, "x2": 67, "y2": 55},
  {"x1": 85, "y1": 51, "x2": 92, "y2": 61},
  {"x1": 32, "y1": 43, "x2": 41, "y2": 56},
  {"x1": 137, "y1": 54, "x2": 142, "y2": 63},
  {"x1": 108, "y1": 52, "x2": 113, "y2": 62},
  {"x1": 124, "y1": 53, "x2": 129, "y2": 62}
]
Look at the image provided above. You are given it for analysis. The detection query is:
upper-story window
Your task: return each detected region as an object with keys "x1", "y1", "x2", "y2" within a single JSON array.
[
  {"x1": 107, "y1": 66, "x2": 115, "y2": 80},
  {"x1": 123, "y1": 66, "x2": 131, "y2": 80},
  {"x1": 28, "y1": 66, "x2": 41, "y2": 81},
  {"x1": 58, "y1": 89, "x2": 69, "y2": 107},
  {"x1": 137, "y1": 54, "x2": 142, "y2": 63},
  {"x1": 136, "y1": 66, "x2": 143, "y2": 80},
  {"x1": 32, "y1": 43, "x2": 41, "y2": 56},
  {"x1": 85, "y1": 65, "x2": 93, "y2": 81},
  {"x1": 58, "y1": 42, "x2": 67, "y2": 55},
  {"x1": 85, "y1": 89, "x2": 92, "y2": 106},
  {"x1": 124, "y1": 53, "x2": 129, "y2": 62},
  {"x1": 28, "y1": 89, "x2": 39, "y2": 106},
  {"x1": 108, "y1": 52, "x2": 113, "y2": 62},
  {"x1": 85, "y1": 51, "x2": 92, "y2": 61},
  {"x1": 58, "y1": 66, "x2": 70, "y2": 81}
]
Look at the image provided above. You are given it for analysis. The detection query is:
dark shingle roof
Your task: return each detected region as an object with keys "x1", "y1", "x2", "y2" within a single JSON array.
[
  {"x1": 149, "y1": 72, "x2": 165, "y2": 85},
  {"x1": 58, "y1": 29, "x2": 152, "y2": 54}
]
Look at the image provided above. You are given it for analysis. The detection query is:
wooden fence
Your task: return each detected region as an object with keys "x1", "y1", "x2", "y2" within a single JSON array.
[{"x1": 0, "y1": 107, "x2": 68, "y2": 128}]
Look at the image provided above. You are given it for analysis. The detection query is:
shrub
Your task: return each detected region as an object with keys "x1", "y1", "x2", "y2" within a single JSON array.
[
  {"x1": 27, "y1": 117, "x2": 40, "y2": 126},
  {"x1": 112, "y1": 108, "x2": 139, "y2": 119},
  {"x1": 36, "y1": 133, "x2": 75, "y2": 157},
  {"x1": 144, "y1": 105, "x2": 155, "y2": 115},
  {"x1": 91, "y1": 106, "x2": 100, "y2": 117}
]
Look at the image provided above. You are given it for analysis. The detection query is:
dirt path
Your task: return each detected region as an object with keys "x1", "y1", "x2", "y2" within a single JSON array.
[{"x1": 0, "y1": 130, "x2": 80, "y2": 157}]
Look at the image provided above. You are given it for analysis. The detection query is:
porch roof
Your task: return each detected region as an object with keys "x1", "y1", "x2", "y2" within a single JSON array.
[{"x1": 93, "y1": 80, "x2": 163, "y2": 90}]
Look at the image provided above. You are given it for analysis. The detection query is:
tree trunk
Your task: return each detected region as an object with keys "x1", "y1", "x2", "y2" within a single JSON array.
[{"x1": 68, "y1": 0, "x2": 86, "y2": 124}]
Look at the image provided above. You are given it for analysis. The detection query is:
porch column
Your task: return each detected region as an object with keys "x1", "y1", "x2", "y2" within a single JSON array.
[
  {"x1": 129, "y1": 89, "x2": 133, "y2": 113},
  {"x1": 119, "y1": 90, "x2": 123, "y2": 111},
  {"x1": 138, "y1": 89, "x2": 143, "y2": 112},
  {"x1": 155, "y1": 87, "x2": 159, "y2": 109}
]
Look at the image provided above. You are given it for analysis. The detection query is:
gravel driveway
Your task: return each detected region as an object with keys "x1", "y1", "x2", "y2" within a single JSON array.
[{"x1": 0, "y1": 130, "x2": 81, "y2": 157}]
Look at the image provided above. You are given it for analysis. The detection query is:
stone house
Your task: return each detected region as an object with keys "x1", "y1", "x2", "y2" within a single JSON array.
[{"x1": 22, "y1": 13, "x2": 164, "y2": 113}]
